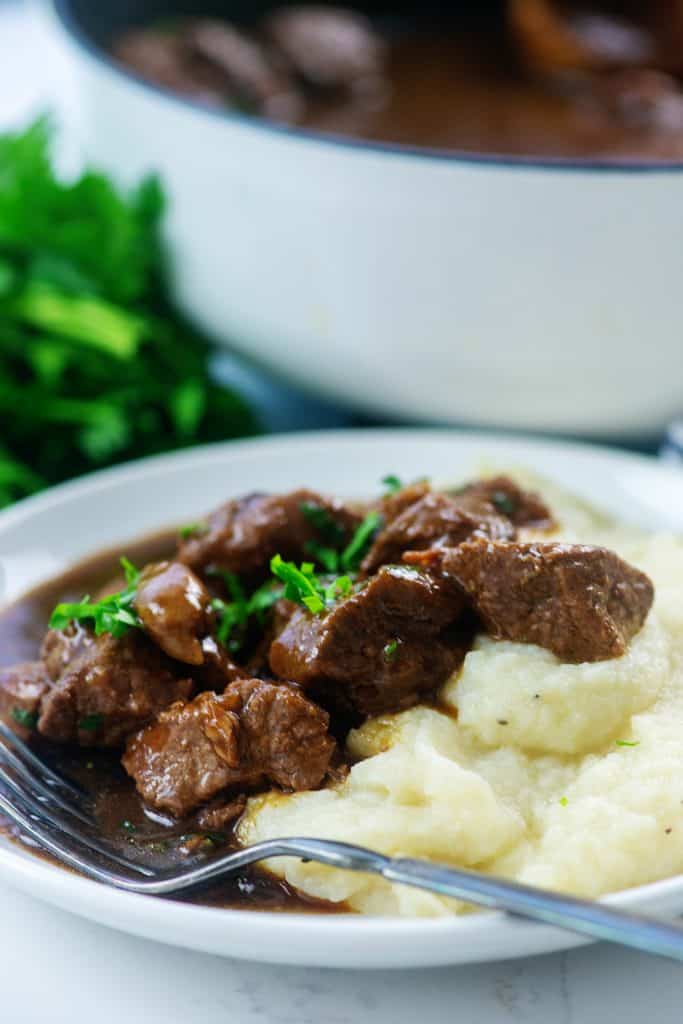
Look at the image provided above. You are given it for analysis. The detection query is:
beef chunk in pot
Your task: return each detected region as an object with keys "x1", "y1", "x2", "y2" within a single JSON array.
[
  {"x1": 38, "y1": 626, "x2": 193, "y2": 746},
  {"x1": 186, "y1": 19, "x2": 302, "y2": 120},
  {"x1": 0, "y1": 661, "x2": 50, "y2": 739},
  {"x1": 418, "y1": 539, "x2": 654, "y2": 663},
  {"x1": 361, "y1": 491, "x2": 514, "y2": 575},
  {"x1": 269, "y1": 565, "x2": 468, "y2": 717},
  {"x1": 178, "y1": 489, "x2": 362, "y2": 579},
  {"x1": 263, "y1": 6, "x2": 385, "y2": 90},
  {"x1": 453, "y1": 475, "x2": 556, "y2": 531},
  {"x1": 122, "y1": 678, "x2": 335, "y2": 817}
]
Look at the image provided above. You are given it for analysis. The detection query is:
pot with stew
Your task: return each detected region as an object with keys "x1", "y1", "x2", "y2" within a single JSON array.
[{"x1": 48, "y1": 0, "x2": 683, "y2": 436}]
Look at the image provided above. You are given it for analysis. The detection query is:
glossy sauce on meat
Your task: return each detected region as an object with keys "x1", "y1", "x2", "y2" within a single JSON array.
[{"x1": 0, "y1": 530, "x2": 342, "y2": 914}]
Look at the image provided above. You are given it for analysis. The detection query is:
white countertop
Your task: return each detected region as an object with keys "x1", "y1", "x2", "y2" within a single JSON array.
[
  {"x1": 2, "y1": 880, "x2": 683, "y2": 1024},
  {"x1": 2, "y1": 3, "x2": 683, "y2": 1020}
]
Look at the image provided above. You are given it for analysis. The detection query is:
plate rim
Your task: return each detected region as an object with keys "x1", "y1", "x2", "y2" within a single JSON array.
[{"x1": 1, "y1": 427, "x2": 682, "y2": 966}]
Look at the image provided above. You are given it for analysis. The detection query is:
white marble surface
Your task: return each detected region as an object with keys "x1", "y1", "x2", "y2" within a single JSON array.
[
  {"x1": 2, "y1": 3, "x2": 683, "y2": 1020},
  {"x1": 2, "y1": 881, "x2": 683, "y2": 1024}
]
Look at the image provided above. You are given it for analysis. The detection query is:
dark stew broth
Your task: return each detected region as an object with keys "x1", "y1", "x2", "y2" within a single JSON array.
[
  {"x1": 111, "y1": 3, "x2": 683, "y2": 161},
  {"x1": 0, "y1": 531, "x2": 340, "y2": 913}
]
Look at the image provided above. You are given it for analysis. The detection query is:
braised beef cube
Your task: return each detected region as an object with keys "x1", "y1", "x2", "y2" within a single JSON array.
[
  {"x1": 42, "y1": 621, "x2": 93, "y2": 681},
  {"x1": 198, "y1": 635, "x2": 248, "y2": 689},
  {"x1": 178, "y1": 489, "x2": 361, "y2": 578},
  {"x1": 38, "y1": 627, "x2": 193, "y2": 747},
  {"x1": 269, "y1": 566, "x2": 467, "y2": 716},
  {"x1": 379, "y1": 481, "x2": 431, "y2": 523},
  {"x1": 434, "y1": 539, "x2": 654, "y2": 663},
  {"x1": 122, "y1": 678, "x2": 335, "y2": 817},
  {"x1": 134, "y1": 561, "x2": 212, "y2": 665},
  {"x1": 454, "y1": 475, "x2": 555, "y2": 530},
  {"x1": 263, "y1": 6, "x2": 385, "y2": 90},
  {"x1": 245, "y1": 597, "x2": 299, "y2": 678},
  {"x1": 361, "y1": 491, "x2": 514, "y2": 575},
  {"x1": 0, "y1": 661, "x2": 50, "y2": 739},
  {"x1": 132, "y1": 560, "x2": 255, "y2": 685},
  {"x1": 197, "y1": 796, "x2": 248, "y2": 831}
]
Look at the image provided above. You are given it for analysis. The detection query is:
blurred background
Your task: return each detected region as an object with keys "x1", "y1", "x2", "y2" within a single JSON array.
[{"x1": 2, "y1": 0, "x2": 683, "y2": 510}]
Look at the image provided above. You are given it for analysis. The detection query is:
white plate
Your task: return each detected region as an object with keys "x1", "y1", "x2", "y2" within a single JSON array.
[{"x1": 1, "y1": 429, "x2": 683, "y2": 968}]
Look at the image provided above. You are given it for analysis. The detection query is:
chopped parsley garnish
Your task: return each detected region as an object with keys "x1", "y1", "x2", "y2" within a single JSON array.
[
  {"x1": 300, "y1": 502, "x2": 345, "y2": 547},
  {"x1": 340, "y1": 511, "x2": 383, "y2": 572},
  {"x1": 383, "y1": 639, "x2": 400, "y2": 663},
  {"x1": 301, "y1": 503, "x2": 382, "y2": 575},
  {"x1": 79, "y1": 713, "x2": 104, "y2": 732},
  {"x1": 615, "y1": 739, "x2": 640, "y2": 747},
  {"x1": 270, "y1": 555, "x2": 352, "y2": 615},
  {"x1": 49, "y1": 556, "x2": 142, "y2": 637},
  {"x1": 490, "y1": 491, "x2": 517, "y2": 518},
  {"x1": 210, "y1": 573, "x2": 283, "y2": 652},
  {"x1": 381, "y1": 474, "x2": 403, "y2": 495},
  {"x1": 304, "y1": 540, "x2": 341, "y2": 574},
  {"x1": 178, "y1": 520, "x2": 208, "y2": 540},
  {"x1": 11, "y1": 706, "x2": 37, "y2": 730}
]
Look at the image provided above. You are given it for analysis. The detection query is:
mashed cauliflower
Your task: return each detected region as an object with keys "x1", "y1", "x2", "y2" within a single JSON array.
[{"x1": 238, "y1": 478, "x2": 683, "y2": 915}]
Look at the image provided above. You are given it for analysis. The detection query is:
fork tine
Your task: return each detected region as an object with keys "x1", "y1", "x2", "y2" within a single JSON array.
[
  {"x1": 0, "y1": 742, "x2": 94, "y2": 826},
  {"x1": 0, "y1": 785, "x2": 155, "y2": 882},
  {"x1": 0, "y1": 771, "x2": 154, "y2": 876},
  {"x1": 0, "y1": 721, "x2": 92, "y2": 808}
]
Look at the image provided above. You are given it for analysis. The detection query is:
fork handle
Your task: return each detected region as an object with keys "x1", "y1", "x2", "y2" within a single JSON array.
[{"x1": 382, "y1": 856, "x2": 683, "y2": 961}]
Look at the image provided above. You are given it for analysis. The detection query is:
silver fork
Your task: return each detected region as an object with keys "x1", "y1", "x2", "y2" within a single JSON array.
[{"x1": 2, "y1": 722, "x2": 683, "y2": 963}]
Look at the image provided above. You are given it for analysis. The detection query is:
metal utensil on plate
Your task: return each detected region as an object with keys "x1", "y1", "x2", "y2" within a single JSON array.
[{"x1": 2, "y1": 719, "x2": 683, "y2": 962}]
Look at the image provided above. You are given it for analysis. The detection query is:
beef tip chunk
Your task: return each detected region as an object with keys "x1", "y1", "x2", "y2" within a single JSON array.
[
  {"x1": 361, "y1": 491, "x2": 514, "y2": 575},
  {"x1": 198, "y1": 635, "x2": 248, "y2": 689},
  {"x1": 178, "y1": 489, "x2": 362, "y2": 579},
  {"x1": 245, "y1": 597, "x2": 299, "y2": 678},
  {"x1": 134, "y1": 561, "x2": 212, "y2": 665},
  {"x1": 197, "y1": 796, "x2": 247, "y2": 831},
  {"x1": 0, "y1": 661, "x2": 50, "y2": 739},
  {"x1": 428, "y1": 539, "x2": 654, "y2": 663},
  {"x1": 454, "y1": 475, "x2": 555, "y2": 531},
  {"x1": 134, "y1": 557, "x2": 281, "y2": 687},
  {"x1": 269, "y1": 566, "x2": 468, "y2": 717},
  {"x1": 379, "y1": 481, "x2": 431, "y2": 523},
  {"x1": 263, "y1": 6, "x2": 385, "y2": 90},
  {"x1": 38, "y1": 626, "x2": 193, "y2": 746},
  {"x1": 123, "y1": 678, "x2": 335, "y2": 817}
]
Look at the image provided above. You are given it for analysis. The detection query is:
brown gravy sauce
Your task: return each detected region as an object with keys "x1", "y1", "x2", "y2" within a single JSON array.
[
  {"x1": 300, "y1": 26, "x2": 683, "y2": 161},
  {"x1": 0, "y1": 530, "x2": 346, "y2": 914},
  {"x1": 114, "y1": 14, "x2": 683, "y2": 162}
]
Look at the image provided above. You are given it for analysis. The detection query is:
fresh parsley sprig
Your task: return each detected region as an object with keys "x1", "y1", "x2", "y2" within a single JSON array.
[
  {"x1": 340, "y1": 511, "x2": 382, "y2": 572},
  {"x1": 300, "y1": 500, "x2": 383, "y2": 574},
  {"x1": 270, "y1": 555, "x2": 352, "y2": 615},
  {"x1": 381, "y1": 474, "x2": 403, "y2": 495},
  {"x1": 49, "y1": 556, "x2": 142, "y2": 638},
  {"x1": 210, "y1": 571, "x2": 283, "y2": 652}
]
